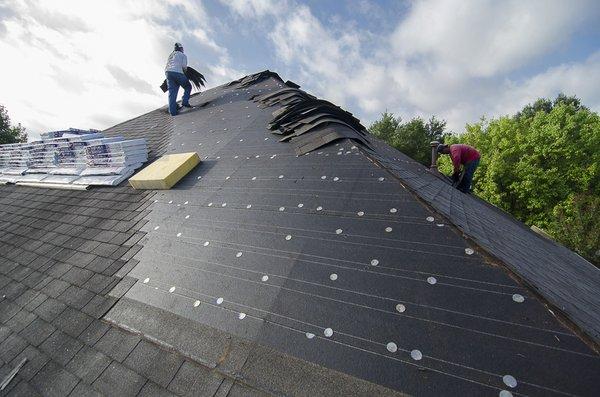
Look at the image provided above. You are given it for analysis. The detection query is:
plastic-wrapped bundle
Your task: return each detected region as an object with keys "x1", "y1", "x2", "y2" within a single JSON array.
[
  {"x1": 84, "y1": 139, "x2": 148, "y2": 167},
  {"x1": 0, "y1": 143, "x2": 36, "y2": 177}
]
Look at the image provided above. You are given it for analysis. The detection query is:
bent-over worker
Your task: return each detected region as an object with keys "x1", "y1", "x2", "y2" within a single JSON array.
[
  {"x1": 437, "y1": 143, "x2": 480, "y2": 193},
  {"x1": 165, "y1": 42, "x2": 192, "y2": 116}
]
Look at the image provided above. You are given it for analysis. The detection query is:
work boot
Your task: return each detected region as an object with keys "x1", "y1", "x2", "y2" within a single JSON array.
[{"x1": 181, "y1": 103, "x2": 193, "y2": 109}]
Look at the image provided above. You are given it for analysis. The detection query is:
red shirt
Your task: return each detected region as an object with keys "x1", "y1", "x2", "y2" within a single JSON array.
[{"x1": 450, "y1": 144, "x2": 480, "y2": 172}]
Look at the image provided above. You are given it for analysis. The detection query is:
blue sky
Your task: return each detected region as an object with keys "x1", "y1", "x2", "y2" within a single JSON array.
[{"x1": 1, "y1": 0, "x2": 599, "y2": 139}]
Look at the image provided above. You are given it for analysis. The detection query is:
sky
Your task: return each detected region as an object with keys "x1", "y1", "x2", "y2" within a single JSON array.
[{"x1": 1, "y1": 0, "x2": 599, "y2": 140}]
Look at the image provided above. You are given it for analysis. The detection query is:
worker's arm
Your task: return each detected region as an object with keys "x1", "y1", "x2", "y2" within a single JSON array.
[
  {"x1": 451, "y1": 153, "x2": 461, "y2": 174},
  {"x1": 182, "y1": 53, "x2": 188, "y2": 72},
  {"x1": 448, "y1": 146, "x2": 461, "y2": 181}
]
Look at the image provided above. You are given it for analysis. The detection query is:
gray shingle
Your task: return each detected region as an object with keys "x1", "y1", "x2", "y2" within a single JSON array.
[
  {"x1": 39, "y1": 330, "x2": 83, "y2": 365},
  {"x1": 57, "y1": 285, "x2": 95, "y2": 309},
  {"x1": 94, "y1": 327, "x2": 140, "y2": 362},
  {"x1": 85, "y1": 256, "x2": 114, "y2": 273},
  {"x1": 123, "y1": 340, "x2": 184, "y2": 387},
  {"x1": 81, "y1": 294, "x2": 116, "y2": 319},
  {"x1": 31, "y1": 360, "x2": 79, "y2": 397},
  {"x1": 23, "y1": 292, "x2": 48, "y2": 312},
  {"x1": 13, "y1": 289, "x2": 40, "y2": 308},
  {"x1": 2, "y1": 281, "x2": 27, "y2": 300},
  {"x1": 33, "y1": 297, "x2": 67, "y2": 322},
  {"x1": 0, "y1": 332, "x2": 28, "y2": 363},
  {"x1": 66, "y1": 345, "x2": 111, "y2": 383},
  {"x1": 7, "y1": 309, "x2": 36, "y2": 333},
  {"x1": 19, "y1": 318, "x2": 56, "y2": 346},
  {"x1": 61, "y1": 267, "x2": 94, "y2": 287},
  {"x1": 83, "y1": 273, "x2": 114, "y2": 294},
  {"x1": 167, "y1": 361, "x2": 224, "y2": 397},
  {"x1": 78, "y1": 320, "x2": 110, "y2": 346},
  {"x1": 41, "y1": 278, "x2": 70, "y2": 298},
  {"x1": 52, "y1": 306, "x2": 94, "y2": 338},
  {"x1": 138, "y1": 381, "x2": 177, "y2": 397},
  {"x1": 9, "y1": 345, "x2": 50, "y2": 381},
  {"x1": 0, "y1": 300, "x2": 20, "y2": 322},
  {"x1": 5, "y1": 380, "x2": 42, "y2": 396},
  {"x1": 69, "y1": 381, "x2": 103, "y2": 397},
  {"x1": 92, "y1": 361, "x2": 146, "y2": 396}
]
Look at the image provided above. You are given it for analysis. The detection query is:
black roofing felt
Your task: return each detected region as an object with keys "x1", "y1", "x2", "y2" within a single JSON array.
[
  {"x1": 365, "y1": 137, "x2": 600, "y2": 343},
  {"x1": 1, "y1": 71, "x2": 599, "y2": 396},
  {"x1": 104, "y1": 72, "x2": 600, "y2": 395}
]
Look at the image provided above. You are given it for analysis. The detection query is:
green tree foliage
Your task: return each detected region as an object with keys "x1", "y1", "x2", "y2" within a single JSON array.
[
  {"x1": 369, "y1": 112, "x2": 448, "y2": 165},
  {"x1": 552, "y1": 193, "x2": 600, "y2": 264},
  {"x1": 369, "y1": 111, "x2": 401, "y2": 143},
  {"x1": 439, "y1": 94, "x2": 600, "y2": 265},
  {"x1": 0, "y1": 105, "x2": 27, "y2": 144}
]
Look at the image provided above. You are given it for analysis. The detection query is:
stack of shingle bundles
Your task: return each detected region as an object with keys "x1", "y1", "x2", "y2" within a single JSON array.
[
  {"x1": 0, "y1": 143, "x2": 20, "y2": 172},
  {"x1": 27, "y1": 141, "x2": 58, "y2": 173},
  {"x1": 1, "y1": 129, "x2": 149, "y2": 187},
  {"x1": 11, "y1": 140, "x2": 54, "y2": 183},
  {"x1": 72, "y1": 138, "x2": 148, "y2": 186}
]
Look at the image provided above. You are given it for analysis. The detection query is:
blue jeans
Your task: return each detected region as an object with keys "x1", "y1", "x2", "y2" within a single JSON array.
[
  {"x1": 166, "y1": 71, "x2": 191, "y2": 116},
  {"x1": 458, "y1": 158, "x2": 480, "y2": 193}
]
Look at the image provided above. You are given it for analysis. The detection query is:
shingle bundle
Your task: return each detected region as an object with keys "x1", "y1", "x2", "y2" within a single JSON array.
[{"x1": 0, "y1": 142, "x2": 35, "y2": 175}]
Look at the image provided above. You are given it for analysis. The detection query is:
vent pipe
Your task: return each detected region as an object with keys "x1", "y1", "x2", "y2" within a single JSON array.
[{"x1": 430, "y1": 141, "x2": 440, "y2": 171}]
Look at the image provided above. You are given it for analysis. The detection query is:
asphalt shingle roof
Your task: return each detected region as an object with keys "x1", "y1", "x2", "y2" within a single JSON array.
[{"x1": 0, "y1": 71, "x2": 598, "y2": 396}]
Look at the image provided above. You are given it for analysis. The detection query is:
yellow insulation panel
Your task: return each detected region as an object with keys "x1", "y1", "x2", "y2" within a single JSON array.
[{"x1": 129, "y1": 152, "x2": 200, "y2": 190}]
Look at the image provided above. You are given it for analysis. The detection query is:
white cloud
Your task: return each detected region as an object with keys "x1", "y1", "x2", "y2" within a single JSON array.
[
  {"x1": 222, "y1": 0, "x2": 287, "y2": 18},
  {"x1": 266, "y1": 5, "x2": 367, "y2": 107},
  {"x1": 391, "y1": 0, "x2": 592, "y2": 78},
  {"x1": 192, "y1": 28, "x2": 226, "y2": 54},
  {"x1": 494, "y1": 51, "x2": 600, "y2": 116},
  {"x1": 224, "y1": 0, "x2": 600, "y2": 132}
]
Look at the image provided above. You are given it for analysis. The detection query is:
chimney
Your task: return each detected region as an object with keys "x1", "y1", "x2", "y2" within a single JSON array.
[{"x1": 430, "y1": 141, "x2": 440, "y2": 171}]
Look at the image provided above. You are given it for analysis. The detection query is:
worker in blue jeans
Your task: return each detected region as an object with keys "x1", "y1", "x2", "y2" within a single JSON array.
[
  {"x1": 457, "y1": 158, "x2": 480, "y2": 193},
  {"x1": 165, "y1": 43, "x2": 192, "y2": 116}
]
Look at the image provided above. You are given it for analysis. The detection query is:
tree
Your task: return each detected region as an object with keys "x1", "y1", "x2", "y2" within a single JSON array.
[
  {"x1": 369, "y1": 111, "x2": 401, "y2": 142},
  {"x1": 369, "y1": 112, "x2": 448, "y2": 166},
  {"x1": 515, "y1": 93, "x2": 586, "y2": 119},
  {"x1": 0, "y1": 105, "x2": 28, "y2": 144},
  {"x1": 425, "y1": 116, "x2": 447, "y2": 142},
  {"x1": 439, "y1": 95, "x2": 600, "y2": 266},
  {"x1": 552, "y1": 193, "x2": 600, "y2": 264}
]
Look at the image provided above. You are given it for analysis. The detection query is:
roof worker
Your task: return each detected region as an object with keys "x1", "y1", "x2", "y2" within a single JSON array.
[
  {"x1": 437, "y1": 143, "x2": 480, "y2": 193},
  {"x1": 165, "y1": 42, "x2": 193, "y2": 116}
]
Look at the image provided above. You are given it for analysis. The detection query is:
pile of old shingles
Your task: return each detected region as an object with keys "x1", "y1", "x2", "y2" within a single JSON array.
[
  {"x1": 226, "y1": 70, "x2": 283, "y2": 89},
  {"x1": 253, "y1": 85, "x2": 371, "y2": 155}
]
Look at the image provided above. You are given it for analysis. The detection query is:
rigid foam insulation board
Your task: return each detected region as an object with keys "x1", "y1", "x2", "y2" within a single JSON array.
[{"x1": 129, "y1": 152, "x2": 200, "y2": 190}]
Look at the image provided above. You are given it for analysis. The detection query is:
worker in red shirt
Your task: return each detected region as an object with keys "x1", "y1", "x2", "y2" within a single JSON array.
[{"x1": 437, "y1": 143, "x2": 480, "y2": 193}]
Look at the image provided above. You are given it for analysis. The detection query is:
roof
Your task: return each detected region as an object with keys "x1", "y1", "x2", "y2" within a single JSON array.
[{"x1": 0, "y1": 71, "x2": 599, "y2": 396}]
